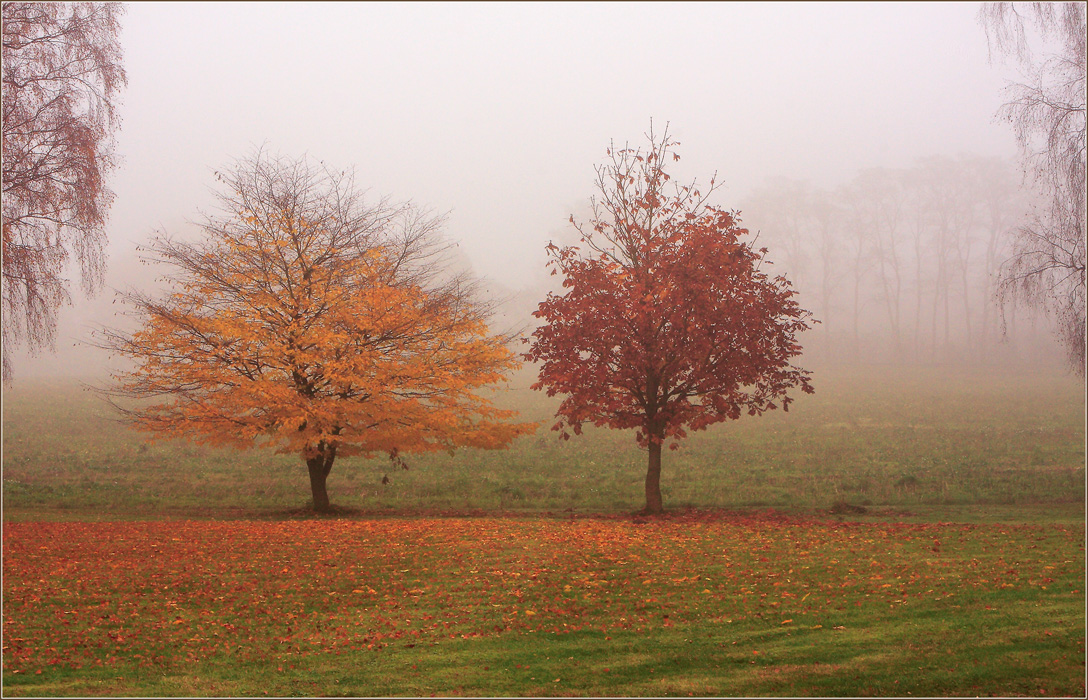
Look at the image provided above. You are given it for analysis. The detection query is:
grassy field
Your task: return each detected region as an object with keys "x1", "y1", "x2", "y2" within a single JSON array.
[
  {"x1": 3, "y1": 514, "x2": 1084, "y2": 696},
  {"x1": 1, "y1": 363, "x2": 1085, "y2": 696},
  {"x1": 1, "y1": 365, "x2": 1084, "y2": 520}
]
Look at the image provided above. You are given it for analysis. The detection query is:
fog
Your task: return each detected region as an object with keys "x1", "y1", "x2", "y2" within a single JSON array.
[{"x1": 7, "y1": 1, "x2": 1065, "y2": 379}]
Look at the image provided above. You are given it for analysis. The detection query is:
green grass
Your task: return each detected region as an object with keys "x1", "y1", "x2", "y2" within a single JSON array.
[
  {"x1": 2, "y1": 365, "x2": 1083, "y2": 520},
  {"x1": 2, "y1": 514, "x2": 1084, "y2": 697},
  {"x1": 2, "y1": 364, "x2": 1084, "y2": 696}
]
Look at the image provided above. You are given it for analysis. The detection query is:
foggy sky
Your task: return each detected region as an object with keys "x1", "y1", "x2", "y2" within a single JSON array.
[{"x1": 9, "y1": 2, "x2": 1027, "y2": 376}]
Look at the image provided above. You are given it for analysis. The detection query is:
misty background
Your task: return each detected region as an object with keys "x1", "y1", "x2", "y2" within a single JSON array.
[{"x1": 6, "y1": 2, "x2": 1068, "y2": 379}]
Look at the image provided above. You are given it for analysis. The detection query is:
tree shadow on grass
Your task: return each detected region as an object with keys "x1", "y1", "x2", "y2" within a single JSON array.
[{"x1": 259, "y1": 503, "x2": 373, "y2": 520}]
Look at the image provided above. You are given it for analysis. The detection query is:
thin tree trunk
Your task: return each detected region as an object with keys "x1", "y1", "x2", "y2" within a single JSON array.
[
  {"x1": 960, "y1": 263, "x2": 973, "y2": 360},
  {"x1": 852, "y1": 268, "x2": 861, "y2": 359},
  {"x1": 942, "y1": 274, "x2": 951, "y2": 354},
  {"x1": 931, "y1": 277, "x2": 940, "y2": 361},
  {"x1": 643, "y1": 439, "x2": 663, "y2": 515},
  {"x1": 914, "y1": 240, "x2": 924, "y2": 362}
]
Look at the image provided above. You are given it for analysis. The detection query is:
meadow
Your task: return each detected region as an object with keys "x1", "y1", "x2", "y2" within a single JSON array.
[
  {"x1": 2, "y1": 515, "x2": 1084, "y2": 697},
  {"x1": 2, "y1": 365, "x2": 1084, "y2": 520},
  {"x1": 2, "y1": 363, "x2": 1085, "y2": 696}
]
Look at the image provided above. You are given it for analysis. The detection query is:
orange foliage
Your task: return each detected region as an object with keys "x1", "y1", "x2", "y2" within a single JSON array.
[{"x1": 103, "y1": 152, "x2": 534, "y2": 509}]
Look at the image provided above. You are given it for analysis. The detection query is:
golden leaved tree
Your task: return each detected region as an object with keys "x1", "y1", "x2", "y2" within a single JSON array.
[{"x1": 101, "y1": 151, "x2": 534, "y2": 512}]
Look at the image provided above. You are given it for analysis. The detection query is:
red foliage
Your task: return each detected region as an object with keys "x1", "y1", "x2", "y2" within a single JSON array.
[{"x1": 526, "y1": 124, "x2": 814, "y2": 512}]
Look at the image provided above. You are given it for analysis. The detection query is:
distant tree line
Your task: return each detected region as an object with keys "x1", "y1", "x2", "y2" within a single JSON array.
[{"x1": 741, "y1": 155, "x2": 1064, "y2": 368}]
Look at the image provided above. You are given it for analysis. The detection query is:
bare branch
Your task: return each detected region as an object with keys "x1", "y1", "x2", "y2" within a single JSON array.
[
  {"x1": 2, "y1": 2, "x2": 127, "y2": 381},
  {"x1": 981, "y1": 2, "x2": 1087, "y2": 374}
]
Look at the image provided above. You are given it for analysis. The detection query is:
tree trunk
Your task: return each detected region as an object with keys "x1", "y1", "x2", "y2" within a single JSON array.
[
  {"x1": 306, "y1": 446, "x2": 337, "y2": 513},
  {"x1": 852, "y1": 267, "x2": 861, "y2": 360},
  {"x1": 643, "y1": 439, "x2": 663, "y2": 515}
]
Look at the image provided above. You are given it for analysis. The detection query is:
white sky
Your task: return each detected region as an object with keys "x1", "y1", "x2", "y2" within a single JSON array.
[
  {"x1": 10, "y1": 1, "x2": 1029, "y2": 375},
  {"x1": 109, "y1": 1, "x2": 1018, "y2": 287}
]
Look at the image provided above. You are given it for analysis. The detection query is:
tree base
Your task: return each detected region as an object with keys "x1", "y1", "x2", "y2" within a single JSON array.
[{"x1": 269, "y1": 503, "x2": 367, "y2": 519}]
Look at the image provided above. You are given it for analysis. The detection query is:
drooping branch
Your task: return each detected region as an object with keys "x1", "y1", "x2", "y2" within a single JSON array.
[
  {"x1": 981, "y1": 2, "x2": 1086, "y2": 374},
  {"x1": 2, "y1": 2, "x2": 126, "y2": 381}
]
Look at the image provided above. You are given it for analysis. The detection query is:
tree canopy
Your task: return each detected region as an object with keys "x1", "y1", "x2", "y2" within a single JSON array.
[
  {"x1": 526, "y1": 125, "x2": 814, "y2": 514},
  {"x1": 103, "y1": 151, "x2": 535, "y2": 511}
]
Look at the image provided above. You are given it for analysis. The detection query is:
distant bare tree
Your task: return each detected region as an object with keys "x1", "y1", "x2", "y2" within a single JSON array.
[
  {"x1": 1, "y1": 2, "x2": 126, "y2": 381},
  {"x1": 744, "y1": 178, "x2": 814, "y2": 290},
  {"x1": 947, "y1": 162, "x2": 982, "y2": 360},
  {"x1": 981, "y1": 2, "x2": 1087, "y2": 375},
  {"x1": 909, "y1": 158, "x2": 960, "y2": 360},
  {"x1": 857, "y1": 168, "x2": 907, "y2": 357},
  {"x1": 744, "y1": 179, "x2": 834, "y2": 353},
  {"x1": 810, "y1": 194, "x2": 841, "y2": 356},
  {"x1": 900, "y1": 170, "x2": 931, "y2": 360},
  {"x1": 970, "y1": 156, "x2": 1023, "y2": 359},
  {"x1": 838, "y1": 180, "x2": 879, "y2": 358}
]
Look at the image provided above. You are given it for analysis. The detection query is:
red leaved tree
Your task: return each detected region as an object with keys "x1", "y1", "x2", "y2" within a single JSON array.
[{"x1": 526, "y1": 125, "x2": 815, "y2": 514}]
